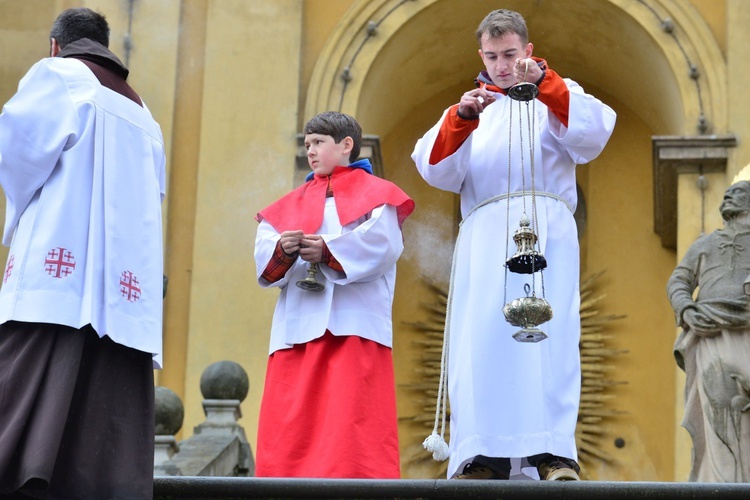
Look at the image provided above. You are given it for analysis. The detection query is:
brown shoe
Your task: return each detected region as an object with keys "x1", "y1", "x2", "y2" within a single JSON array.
[
  {"x1": 451, "y1": 463, "x2": 510, "y2": 480},
  {"x1": 537, "y1": 459, "x2": 580, "y2": 481}
]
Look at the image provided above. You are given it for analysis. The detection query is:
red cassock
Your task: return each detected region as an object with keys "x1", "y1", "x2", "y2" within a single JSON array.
[{"x1": 256, "y1": 332, "x2": 401, "y2": 478}]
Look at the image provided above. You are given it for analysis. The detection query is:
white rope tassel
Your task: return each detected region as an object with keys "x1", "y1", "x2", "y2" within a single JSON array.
[
  {"x1": 422, "y1": 315, "x2": 450, "y2": 461},
  {"x1": 423, "y1": 433, "x2": 449, "y2": 462},
  {"x1": 423, "y1": 222, "x2": 464, "y2": 462}
]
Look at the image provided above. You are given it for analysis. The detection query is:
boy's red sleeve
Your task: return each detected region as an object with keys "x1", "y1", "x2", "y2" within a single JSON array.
[
  {"x1": 428, "y1": 104, "x2": 480, "y2": 165},
  {"x1": 261, "y1": 241, "x2": 297, "y2": 283}
]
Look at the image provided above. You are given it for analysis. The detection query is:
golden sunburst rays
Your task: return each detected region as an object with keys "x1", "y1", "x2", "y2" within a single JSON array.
[
  {"x1": 576, "y1": 270, "x2": 628, "y2": 478},
  {"x1": 401, "y1": 278, "x2": 451, "y2": 477},
  {"x1": 401, "y1": 271, "x2": 626, "y2": 479}
]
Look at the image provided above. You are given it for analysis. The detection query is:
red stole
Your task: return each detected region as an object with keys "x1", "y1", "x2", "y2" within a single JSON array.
[{"x1": 256, "y1": 167, "x2": 414, "y2": 233}]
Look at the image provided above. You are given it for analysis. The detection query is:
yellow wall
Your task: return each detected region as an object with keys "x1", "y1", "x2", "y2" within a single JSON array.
[
  {"x1": 174, "y1": 0, "x2": 304, "y2": 444},
  {"x1": 580, "y1": 96, "x2": 678, "y2": 480},
  {"x1": 690, "y1": 0, "x2": 726, "y2": 55},
  {"x1": 299, "y1": 0, "x2": 355, "y2": 128}
]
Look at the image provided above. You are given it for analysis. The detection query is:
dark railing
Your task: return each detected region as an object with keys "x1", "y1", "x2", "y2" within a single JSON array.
[{"x1": 154, "y1": 477, "x2": 750, "y2": 500}]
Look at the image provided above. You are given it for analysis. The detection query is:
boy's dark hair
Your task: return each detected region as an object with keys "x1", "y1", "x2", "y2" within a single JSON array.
[
  {"x1": 475, "y1": 9, "x2": 528, "y2": 45},
  {"x1": 50, "y1": 8, "x2": 110, "y2": 49},
  {"x1": 303, "y1": 111, "x2": 362, "y2": 163}
]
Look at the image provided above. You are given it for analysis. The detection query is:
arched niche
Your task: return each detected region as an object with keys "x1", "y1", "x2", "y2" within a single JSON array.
[{"x1": 305, "y1": 0, "x2": 726, "y2": 141}]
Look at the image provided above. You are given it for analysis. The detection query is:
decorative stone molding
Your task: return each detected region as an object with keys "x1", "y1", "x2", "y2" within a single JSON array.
[{"x1": 652, "y1": 134, "x2": 737, "y2": 249}]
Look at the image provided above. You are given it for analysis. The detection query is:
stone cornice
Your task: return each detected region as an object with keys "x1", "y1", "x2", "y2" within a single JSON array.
[{"x1": 652, "y1": 134, "x2": 737, "y2": 249}]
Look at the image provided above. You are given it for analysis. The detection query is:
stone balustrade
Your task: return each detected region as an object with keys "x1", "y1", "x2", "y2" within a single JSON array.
[{"x1": 154, "y1": 360, "x2": 254, "y2": 477}]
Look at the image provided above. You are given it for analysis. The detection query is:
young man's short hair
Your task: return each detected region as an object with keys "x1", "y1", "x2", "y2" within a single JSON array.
[
  {"x1": 475, "y1": 9, "x2": 528, "y2": 45},
  {"x1": 50, "y1": 8, "x2": 110, "y2": 49},
  {"x1": 303, "y1": 111, "x2": 362, "y2": 163}
]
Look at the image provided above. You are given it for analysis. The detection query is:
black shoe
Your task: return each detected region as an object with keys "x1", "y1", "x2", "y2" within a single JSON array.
[
  {"x1": 451, "y1": 462, "x2": 510, "y2": 480},
  {"x1": 537, "y1": 458, "x2": 581, "y2": 481}
]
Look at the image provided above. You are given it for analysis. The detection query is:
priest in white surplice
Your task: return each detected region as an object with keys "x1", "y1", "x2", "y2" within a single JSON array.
[
  {"x1": 0, "y1": 8, "x2": 165, "y2": 499},
  {"x1": 412, "y1": 9, "x2": 616, "y2": 481}
]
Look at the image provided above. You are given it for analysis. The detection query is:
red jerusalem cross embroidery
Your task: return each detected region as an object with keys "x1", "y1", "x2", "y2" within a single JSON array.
[
  {"x1": 4, "y1": 255, "x2": 14, "y2": 283},
  {"x1": 120, "y1": 271, "x2": 141, "y2": 302},
  {"x1": 45, "y1": 247, "x2": 76, "y2": 278}
]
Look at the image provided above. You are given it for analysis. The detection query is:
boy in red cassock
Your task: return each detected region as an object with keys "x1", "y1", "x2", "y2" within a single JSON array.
[{"x1": 254, "y1": 111, "x2": 414, "y2": 478}]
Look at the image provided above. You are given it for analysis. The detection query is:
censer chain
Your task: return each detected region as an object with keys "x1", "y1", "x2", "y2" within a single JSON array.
[{"x1": 503, "y1": 99, "x2": 513, "y2": 307}]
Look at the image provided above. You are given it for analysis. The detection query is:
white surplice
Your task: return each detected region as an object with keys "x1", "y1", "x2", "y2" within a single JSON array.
[
  {"x1": 412, "y1": 78, "x2": 616, "y2": 477},
  {"x1": 255, "y1": 200, "x2": 404, "y2": 354},
  {"x1": 0, "y1": 57, "x2": 166, "y2": 366}
]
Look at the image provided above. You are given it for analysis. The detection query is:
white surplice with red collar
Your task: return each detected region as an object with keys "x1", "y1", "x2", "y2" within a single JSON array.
[{"x1": 412, "y1": 65, "x2": 616, "y2": 477}]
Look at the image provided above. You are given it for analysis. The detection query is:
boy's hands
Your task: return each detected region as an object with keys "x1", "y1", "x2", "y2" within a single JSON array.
[
  {"x1": 299, "y1": 234, "x2": 324, "y2": 263},
  {"x1": 279, "y1": 230, "x2": 304, "y2": 256},
  {"x1": 279, "y1": 231, "x2": 324, "y2": 263}
]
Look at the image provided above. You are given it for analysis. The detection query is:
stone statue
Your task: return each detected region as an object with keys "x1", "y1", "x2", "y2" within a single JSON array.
[{"x1": 668, "y1": 180, "x2": 750, "y2": 482}]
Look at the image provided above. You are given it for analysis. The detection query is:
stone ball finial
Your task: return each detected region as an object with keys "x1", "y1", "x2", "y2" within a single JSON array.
[
  {"x1": 154, "y1": 386, "x2": 184, "y2": 435},
  {"x1": 200, "y1": 360, "x2": 249, "y2": 402}
]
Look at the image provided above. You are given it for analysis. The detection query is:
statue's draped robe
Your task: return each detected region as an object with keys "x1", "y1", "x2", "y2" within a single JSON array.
[{"x1": 668, "y1": 227, "x2": 750, "y2": 482}]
